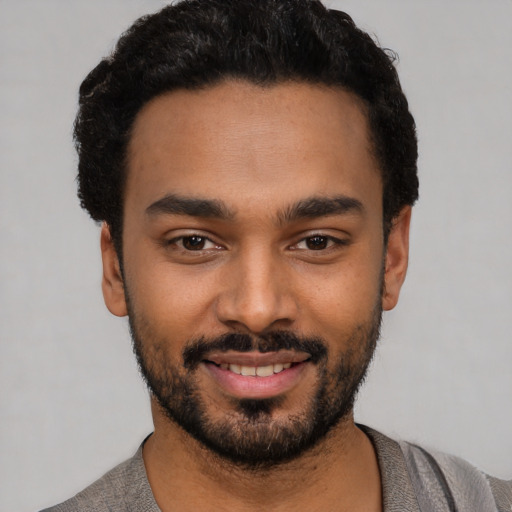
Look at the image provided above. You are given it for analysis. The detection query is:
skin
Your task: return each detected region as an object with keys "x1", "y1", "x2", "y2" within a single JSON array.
[{"x1": 100, "y1": 81, "x2": 411, "y2": 511}]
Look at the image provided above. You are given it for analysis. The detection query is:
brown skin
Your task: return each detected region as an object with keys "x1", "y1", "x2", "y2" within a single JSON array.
[{"x1": 100, "y1": 81, "x2": 411, "y2": 511}]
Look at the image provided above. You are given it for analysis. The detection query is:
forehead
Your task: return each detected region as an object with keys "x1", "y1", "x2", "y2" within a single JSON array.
[{"x1": 125, "y1": 80, "x2": 381, "y2": 219}]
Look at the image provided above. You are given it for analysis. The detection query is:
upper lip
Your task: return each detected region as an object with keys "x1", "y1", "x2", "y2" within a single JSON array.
[{"x1": 204, "y1": 350, "x2": 311, "y2": 367}]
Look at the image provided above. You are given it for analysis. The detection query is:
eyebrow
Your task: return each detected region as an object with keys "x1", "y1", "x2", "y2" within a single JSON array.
[
  {"x1": 277, "y1": 195, "x2": 365, "y2": 225},
  {"x1": 145, "y1": 193, "x2": 364, "y2": 224},
  {"x1": 146, "y1": 194, "x2": 235, "y2": 220}
]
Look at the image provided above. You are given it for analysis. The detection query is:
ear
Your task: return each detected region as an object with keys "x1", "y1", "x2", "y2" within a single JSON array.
[
  {"x1": 100, "y1": 222, "x2": 128, "y2": 317},
  {"x1": 382, "y1": 206, "x2": 412, "y2": 311}
]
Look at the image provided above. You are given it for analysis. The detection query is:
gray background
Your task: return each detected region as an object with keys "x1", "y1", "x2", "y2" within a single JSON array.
[{"x1": 1, "y1": 1, "x2": 511, "y2": 511}]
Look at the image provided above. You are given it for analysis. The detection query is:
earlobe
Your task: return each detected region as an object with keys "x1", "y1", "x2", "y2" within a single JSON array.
[
  {"x1": 382, "y1": 206, "x2": 412, "y2": 311},
  {"x1": 100, "y1": 223, "x2": 128, "y2": 317}
]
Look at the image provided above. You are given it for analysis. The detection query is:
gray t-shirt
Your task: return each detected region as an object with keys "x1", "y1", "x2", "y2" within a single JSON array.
[{"x1": 41, "y1": 426, "x2": 512, "y2": 512}]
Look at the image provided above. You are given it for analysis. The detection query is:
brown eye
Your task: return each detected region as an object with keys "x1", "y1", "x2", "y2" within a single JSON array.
[
  {"x1": 182, "y1": 236, "x2": 206, "y2": 250},
  {"x1": 305, "y1": 236, "x2": 329, "y2": 250}
]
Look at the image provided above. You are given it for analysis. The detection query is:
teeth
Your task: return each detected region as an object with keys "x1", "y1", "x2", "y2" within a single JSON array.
[
  {"x1": 241, "y1": 365, "x2": 256, "y2": 376},
  {"x1": 256, "y1": 365, "x2": 274, "y2": 377},
  {"x1": 222, "y1": 362, "x2": 294, "y2": 376},
  {"x1": 230, "y1": 364, "x2": 241, "y2": 374}
]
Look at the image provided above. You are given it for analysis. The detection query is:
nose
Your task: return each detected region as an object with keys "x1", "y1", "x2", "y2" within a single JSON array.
[{"x1": 215, "y1": 247, "x2": 298, "y2": 334}]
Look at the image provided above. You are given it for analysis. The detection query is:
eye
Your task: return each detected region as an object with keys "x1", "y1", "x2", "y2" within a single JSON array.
[
  {"x1": 182, "y1": 235, "x2": 208, "y2": 250},
  {"x1": 303, "y1": 236, "x2": 330, "y2": 250},
  {"x1": 294, "y1": 235, "x2": 341, "y2": 251},
  {"x1": 171, "y1": 235, "x2": 221, "y2": 251}
]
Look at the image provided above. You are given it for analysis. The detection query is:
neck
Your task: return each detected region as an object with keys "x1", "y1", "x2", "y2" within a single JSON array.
[{"x1": 143, "y1": 400, "x2": 382, "y2": 512}]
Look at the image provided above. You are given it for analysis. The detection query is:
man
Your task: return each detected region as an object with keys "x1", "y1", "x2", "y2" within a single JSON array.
[{"x1": 43, "y1": 0, "x2": 511, "y2": 510}]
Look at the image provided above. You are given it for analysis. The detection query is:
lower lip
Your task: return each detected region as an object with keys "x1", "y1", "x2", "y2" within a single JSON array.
[{"x1": 202, "y1": 361, "x2": 310, "y2": 399}]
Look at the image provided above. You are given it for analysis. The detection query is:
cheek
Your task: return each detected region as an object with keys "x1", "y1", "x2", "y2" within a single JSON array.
[
  {"x1": 125, "y1": 259, "x2": 221, "y2": 339},
  {"x1": 297, "y1": 256, "x2": 383, "y2": 336}
]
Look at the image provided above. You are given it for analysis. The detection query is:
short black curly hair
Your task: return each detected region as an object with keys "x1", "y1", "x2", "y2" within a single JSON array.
[{"x1": 75, "y1": 0, "x2": 418, "y2": 253}]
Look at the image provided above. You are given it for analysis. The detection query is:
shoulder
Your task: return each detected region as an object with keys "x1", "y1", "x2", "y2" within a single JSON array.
[
  {"x1": 400, "y1": 440, "x2": 512, "y2": 512},
  {"x1": 39, "y1": 446, "x2": 159, "y2": 512},
  {"x1": 360, "y1": 425, "x2": 511, "y2": 512}
]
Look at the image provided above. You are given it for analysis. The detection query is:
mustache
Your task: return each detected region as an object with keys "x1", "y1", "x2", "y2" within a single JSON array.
[{"x1": 183, "y1": 331, "x2": 328, "y2": 369}]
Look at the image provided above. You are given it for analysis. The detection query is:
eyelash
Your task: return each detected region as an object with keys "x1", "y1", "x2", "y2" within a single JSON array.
[
  {"x1": 165, "y1": 233, "x2": 348, "y2": 253},
  {"x1": 166, "y1": 234, "x2": 222, "y2": 252},
  {"x1": 291, "y1": 235, "x2": 349, "y2": 252}
]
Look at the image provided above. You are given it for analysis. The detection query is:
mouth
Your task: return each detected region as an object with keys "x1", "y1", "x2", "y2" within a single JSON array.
[
  {"x1": 201, "y1": 350, "x2": 312, "y2": 399},
  {"x1": 209, "y1": 361, "x2": 297, "y2": 377}
]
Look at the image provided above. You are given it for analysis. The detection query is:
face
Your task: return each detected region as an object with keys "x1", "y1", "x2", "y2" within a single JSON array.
[{"x1": 101, "y1": 81, "x2": 410, "y2": 467}]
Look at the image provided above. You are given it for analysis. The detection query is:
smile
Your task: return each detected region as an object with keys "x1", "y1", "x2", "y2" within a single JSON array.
[
  {"x1": 201, "y1": 351, "x2": 312, "y2": 399},
  {"x1": 213, "y1": 362, "x2": 293, "y2": 377}
]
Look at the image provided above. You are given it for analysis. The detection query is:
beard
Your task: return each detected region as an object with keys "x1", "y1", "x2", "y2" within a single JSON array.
[{"x1": 128, "y1": 302, "x2": 381, "y2": 470}]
